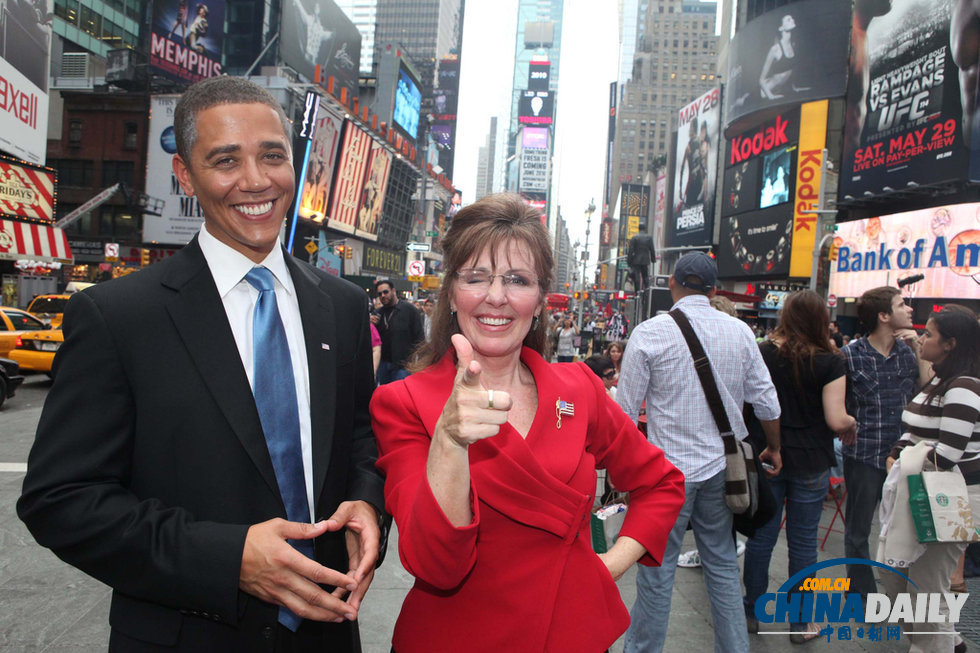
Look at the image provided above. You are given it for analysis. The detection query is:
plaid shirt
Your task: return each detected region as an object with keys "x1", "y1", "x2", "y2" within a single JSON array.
[
  {"x1": 841, "y1": 336, "x2": 919, "y2": 470},
  {"x1": 617, "y1": 294, "x2": 781, "y2": 482}
]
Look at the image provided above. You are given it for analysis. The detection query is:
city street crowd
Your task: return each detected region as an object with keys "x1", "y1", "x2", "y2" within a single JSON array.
[{"x1": 13, "y1": 77, "x2": 980, "y2": 653}]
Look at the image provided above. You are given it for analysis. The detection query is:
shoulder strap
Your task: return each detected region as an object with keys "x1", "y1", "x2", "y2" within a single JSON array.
[{"x1": 669, "y1": 309, "x2": 734, "y2": 437}]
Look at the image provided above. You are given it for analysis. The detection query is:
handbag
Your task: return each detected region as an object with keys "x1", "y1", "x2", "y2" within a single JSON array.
[
  {"x1": 908, "y1": 449, "x2": 980, "y2": 544},
  {"x1": 591, "y1": 471, "x2": 629, "y2": 553},
  {"x1": 669, "y1": 309, "x2": 755, "y2": 515}
]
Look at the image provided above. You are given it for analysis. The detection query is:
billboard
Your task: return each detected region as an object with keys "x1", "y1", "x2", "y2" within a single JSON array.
[
  {"x1": 144, "y1": 95, "x2": 205, "y2": 245},
  {"x1": 669, "y1": 87, "x2": 720, "y2": 247},
  {"x1": 724, "y1": 0, "x2": 851, "y2": 127},
  {"x1": 0, "y1": 0, "x2": 51, "y2": 164},
  {"x1": 841, "y1": 0, "x2": 968, "y2": 198},
  {"x1": 528, "y1": 61, "x2": 550, "y2": 91},
  {"x1": 518, "y1": 90, "x2": 554, "y2": 125},
  {"x1": 356, "y1": 141, "x2": 392, "y2": 241},
  {"x1": 828, "y1": 203, "x2": 980, "y2": 299},
  {"x1": 298, "y1": 109, "x2": 343, "y2": 221},
  {"x1": 522, "y1": 127, "x2": 549, "y2": 149},
  {"x1": 150, "y1": 0, "x2": 225, "y2": 84},
  {"x1": 430, "y1": 123, "x2": 453, "y2": 148},
  {"x1": 0, "y1": 155, "x2": 54, "y2": 223},
  {"x1": 328, "y1": 121, "x2": 372, "y2": 233},
  {"x1": 519, "y1": 148, "x2": 549, "y2": 193},
  {"x1": 619, "y1": 184, "x2": 650, "y2": 243},
  {"x1": 280, "y1": 0, "x2": 360, "y2": 99},
  {"x1": 789, "y1": 101, "x2": 829, "y2": 277},
  {"x1": 393, "y1": 63, "x2": 421, "y2": 140}
]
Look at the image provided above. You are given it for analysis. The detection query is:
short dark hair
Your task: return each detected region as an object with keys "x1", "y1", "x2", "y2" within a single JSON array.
[
  {"x1": 173, "y1": 76, "x2": 291, "y2": 161},
  {"x1": 375, "y1": 279, "x2": 393, "y2": 292},
  {"x1": 584, "y1": 355, "x2": 615, "y2": 379},
  {"x1": 856, "y1": 286, "x2": 901, "y2": 333}
]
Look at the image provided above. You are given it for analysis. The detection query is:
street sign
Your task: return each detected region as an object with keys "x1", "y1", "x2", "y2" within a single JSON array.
[
  {"x1": 827, "y1": 294, "x2": 838, "y2": 308},
  {"x1": 407, "y1": 275, "x2": 424, "y2": 282},
  {"x1": 304, "y1": 241, "x2": 318, "y2": 255},
  {"x1": 104, "y1": 242, "x2": 119, "y2": 262},
  {"x1": 407, "y1": 259, "x2": 425, "y2": 276},
  {"x1": 406, "y1": 242, "x2": 431, "y2": 252},
  {"x1": 425, "y1": 230, "x2": 439, "y2": 237}
]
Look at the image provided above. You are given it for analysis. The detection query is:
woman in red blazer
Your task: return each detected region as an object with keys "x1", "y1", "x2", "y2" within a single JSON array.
[{"x1": 370, "y1": 193, "x2": 685, "y2": 652}]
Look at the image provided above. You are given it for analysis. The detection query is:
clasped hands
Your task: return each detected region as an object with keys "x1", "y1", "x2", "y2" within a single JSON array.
[{"x1": 239, "y1": 500, "x2": 380, "y2": 623}]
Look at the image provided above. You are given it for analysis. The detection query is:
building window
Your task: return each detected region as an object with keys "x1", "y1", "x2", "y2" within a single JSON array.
[
  {"x1": 68, "y1": 120, "x2": 83, "y2": 147},
  {"x1": 102, "y1": 161, "x2": 135, "y2": 187},
  {"x1": 52, "y1": 159, "x2": 95, "y2": 187},
  {"x1": 123, "y1": 122, "x2": 138, "y2": 150}
]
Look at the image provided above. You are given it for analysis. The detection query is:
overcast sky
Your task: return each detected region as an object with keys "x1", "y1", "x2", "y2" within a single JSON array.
[{"x1": 453, "y1": 0, "x2": 620, "y2": 271}]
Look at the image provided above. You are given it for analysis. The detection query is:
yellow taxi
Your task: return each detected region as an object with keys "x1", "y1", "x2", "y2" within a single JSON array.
[
  {"x1": 26, "y1": 294, "x2": 71, "y2": 328},
  {"x1": 0, "y1": 306, "x2": 49, "y2": 357},
  {"x1": 9, "y1": 328, "x2": 64, "y2": 375}
]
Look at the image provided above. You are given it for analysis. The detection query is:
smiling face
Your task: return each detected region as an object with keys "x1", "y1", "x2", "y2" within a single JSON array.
[
  {"x1": 172, "y1": 102, "x2": 294, "y2": 263},
  {"x1": 450, "y1": 239, "x2": 542, "y2": 361}
]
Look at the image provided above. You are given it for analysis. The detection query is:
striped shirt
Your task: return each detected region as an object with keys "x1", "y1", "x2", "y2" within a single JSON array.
[
  {"x1": 891, "y1": 376, "x2": 980, "y2": 484},
  {"x1": 616, "y1": 294, "x2": 781, "y2": 482}
]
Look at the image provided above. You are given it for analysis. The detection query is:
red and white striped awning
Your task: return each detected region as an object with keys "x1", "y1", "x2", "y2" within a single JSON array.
[{"x1": 0, "y1": 219, "x2": 73, "y2": 263}]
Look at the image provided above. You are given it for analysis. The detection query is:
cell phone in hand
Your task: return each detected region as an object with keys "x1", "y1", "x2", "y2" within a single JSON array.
[{"x1": 761, "y1": 461, "x2": 775, "y2": 472}]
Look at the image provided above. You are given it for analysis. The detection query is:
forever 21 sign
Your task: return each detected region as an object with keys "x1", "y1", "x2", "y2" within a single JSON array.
[{"x1": 362, "y1": 244, "x2": 406, "y2": 276}]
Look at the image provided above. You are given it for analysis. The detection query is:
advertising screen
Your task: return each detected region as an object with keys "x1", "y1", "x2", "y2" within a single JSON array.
[
  {"x1": 0, "y1": 155, "x2": 54, "y2": 223},
  {"x1": 669, "y1": 87, "x2": 720, "y2": 247},
  {"x1": 430, "y1": 123, "x2": 453, "y2": 148},
  {"x1": 840, "y1": 0, "x2": 969, "y2": 198},
  {"x1": 719, "y1": 205, "x2": 795, "y2": 279},
  {"x1": 528, "y1": 61, "x2": 550, "y2": 91},
  {"x1": 298, "y1": 109, "x2": 343, "y2": 222},
  {"x1": 328, "y1": 122, "x2": 372, "y2": 234},
  {"x1": 393, "y1": 64, "x2": 421, "y2": 140},
  {"x1": 518, "y1": 90, "x2": 554, "y2": 125},
  {"x1": 724, "y1": 0, "x2": 851, "y2": 127},
  {"x1": 519, "y1": 148, "x2": 549, "y2": 193},
  {"x1": 150, "y1": 0, "x2": 225, "y2": 84},
  {"x1": 522, "y1": 127, "x2": 549, "y2": 149},
  {"x1": 0, "y1": 0, "x2": 52, "y2": 163},
  {"x1": 619, "y1": 183, "x2": 650, "y2": 243},
  {"x1": 432, "y1": 88, "x2": 456, "y2": 120},
  {"x1": 759, "y1": 146, "x2": 792, "y2": 209},
  {"x1": 356, "y1": 141, "x2": 392, "y2": 241},
  {"x1": 144, "y1": 95, "x2": 204, "y2": 245},
  {"x1": 722, "y1": 160, "x2": 761, "y2": 216},
  {"x1": 828, "y1": 203, "x2": 980, "y2": 298},
  {"x1": 280, "y1": 0, "x2": 360, "y2": 99}
]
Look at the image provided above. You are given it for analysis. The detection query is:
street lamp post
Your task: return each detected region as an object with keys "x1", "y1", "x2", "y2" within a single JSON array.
[{"x1": 578, "y1": 199, "x2": 596, "y2": 329}]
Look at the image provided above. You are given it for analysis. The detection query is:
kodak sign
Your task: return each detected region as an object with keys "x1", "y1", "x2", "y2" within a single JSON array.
[{"x1": 789, "y1": 101, "x2": 829, "y2": 277}]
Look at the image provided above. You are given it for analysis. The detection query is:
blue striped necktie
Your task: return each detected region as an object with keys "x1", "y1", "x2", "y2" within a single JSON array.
[{"x1": 244, "y1": 266, "x2": 312, "y2": 632}]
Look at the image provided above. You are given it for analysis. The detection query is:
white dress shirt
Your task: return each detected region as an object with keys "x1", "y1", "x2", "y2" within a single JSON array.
[
  {"x1": 198, "y1": 224, "x2": 315, "y2": 519},
  {"x1": 616, "y1": 294, "x2": 781, "y2": 482}
]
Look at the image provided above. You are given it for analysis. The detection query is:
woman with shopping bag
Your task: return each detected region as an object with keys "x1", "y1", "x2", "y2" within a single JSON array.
[{"x1": 881, "y1": 304, "x2": 980, "y2": 653}]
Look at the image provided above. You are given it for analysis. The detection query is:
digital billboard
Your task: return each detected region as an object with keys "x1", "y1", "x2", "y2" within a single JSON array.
[
  {"x1": 150, "y1": 0, "x2": 225, "y2": 84},
  {"x1": 528, "y1": 61, "x2": 550, "y2": 92},
  {"x1": 522, "y1": 127, "x2": 549, "y2": 149},
  {"x1": 280, "y1": 0, "x2": 360, "y2": 99},
  {"x1": 356, "y1": 141, "x2": 392, "y2": 241},
  {"x1": 298, "y1": 109, "x2": 343, "y2": 221},
  {"x1": 430, "y1": 123, "x2": 453, "y2": 148},
  {"x1": 724, "y1": 0, "x2": 851, "y2": 127},
  {"x1": 841, "y1": 0, "x2": 968, "y2": 198},
  {"x1": 0, "y1": 0, "x2": 51, "y2": 164},
  {"x1": 828, "y1": 203, "x2": 980, "y2": 299},
  {"x1": 518, "y1": 90, "x2": 554, "y2": 125},
  {"x1": 519, "y1": 148, "x2": 548, "y2": 193},
  {"x1": 759, "y1": 146, "x2": 792, "y2": 209},
  {"x1": 619, "y1": 184, "x2": 650, "y2": 244},
  {"x1": 669, "y1": 87, "x2": 720, "y2": 247},
  {"x1": 393, "y1": 63, "x2": 421, "y2": 140},
  {"x1": 328, "y1": 122, "x2": 372, "y2": 234}
]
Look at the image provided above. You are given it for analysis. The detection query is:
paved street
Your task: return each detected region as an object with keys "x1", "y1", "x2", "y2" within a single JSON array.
[{"x1": 1, "y1": 374, "x2": 977, "y2": 651}]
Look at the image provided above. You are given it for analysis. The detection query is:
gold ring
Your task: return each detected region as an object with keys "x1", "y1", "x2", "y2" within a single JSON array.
[{"x1": 487, "y1": 389, "x2": 494, "y2": 409}]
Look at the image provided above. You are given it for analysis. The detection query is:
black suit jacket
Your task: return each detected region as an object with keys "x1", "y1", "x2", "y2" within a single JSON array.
[{"x1": 17, "y1": 238, "x2": 386, "y2": 651}]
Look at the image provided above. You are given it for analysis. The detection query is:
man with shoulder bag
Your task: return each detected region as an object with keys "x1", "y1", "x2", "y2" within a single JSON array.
[{"x1": 617, "y1": 252, "x2": 781, "y2": 653}]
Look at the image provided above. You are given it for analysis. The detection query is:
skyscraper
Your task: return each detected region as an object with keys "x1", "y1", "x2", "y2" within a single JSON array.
[
  {"x1": 337, "y1": 0, "x2": 379, "y2": 75},
  {"x1": 475, "y1": 116, "x2": 497, "y2": 200}
]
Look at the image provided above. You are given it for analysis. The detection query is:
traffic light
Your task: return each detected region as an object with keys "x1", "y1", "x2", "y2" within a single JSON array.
[
  {"x1": 346, "y1": 247, "x2": 353, "y2": 259},
  {"x1": 583, "y1": 292, "x2": 590, "y2": 300},
  {"x1": 335, "y1": 245, "x2": 346, "y2": 257},
  {"x1": 573, "y1": 291, "x2": 580, "y2": 300},
  {"x1": 140, "y1": 248, "x2": 150, "y2": 267}
]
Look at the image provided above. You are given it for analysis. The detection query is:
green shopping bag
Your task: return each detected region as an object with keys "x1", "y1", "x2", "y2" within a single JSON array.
[{"x1": 907, "y1": 474, "x2": 938, "y2": 543}]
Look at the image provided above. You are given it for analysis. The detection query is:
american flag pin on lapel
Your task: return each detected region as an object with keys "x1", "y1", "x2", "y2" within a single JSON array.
[
  {"x1": 555, "y1": 398, "x2": 574, "y2": 429},
  {"x1": 321, "y1": 343, "x2": 330, "y2": 350}
]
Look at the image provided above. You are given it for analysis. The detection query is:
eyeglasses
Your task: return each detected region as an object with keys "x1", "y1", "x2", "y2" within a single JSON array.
[
  {"x1": 377, "y1": 289, "x2": 390, "y2": 296},
  {"x1": 601, "y1": 370, "x2": 617, "y2": 379},
  {"x1": 455, "y1": 269, "x2": 539, "y2": 295}
]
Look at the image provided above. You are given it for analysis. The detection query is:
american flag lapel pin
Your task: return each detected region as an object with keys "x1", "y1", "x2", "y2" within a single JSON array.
[
  {"x1": 555, "y1": 398, "x2": 574, "y2": 429},
  {"x1": 321, "y1": 343, "x2": 330, "y2": 350}
]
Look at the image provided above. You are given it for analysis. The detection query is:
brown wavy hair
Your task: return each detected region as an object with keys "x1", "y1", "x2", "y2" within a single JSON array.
[
  {"x1": 408, "y1": 193, "x2": 555, "y2": 372},
  {"x1": 924, "y1": 304, "x2": 980, "y2": 405},
  {"x1": 772, "y1": 289, "x2": 840, "y2": 389}
]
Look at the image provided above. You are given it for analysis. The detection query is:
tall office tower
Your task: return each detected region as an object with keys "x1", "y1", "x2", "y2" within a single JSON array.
[
  {"x1": 554, "y1": 212, "x2": 573, "y2": 288},
  {"x1": 374, "y1": 0, "x2": 463, "y2": 110},
  {"x1": 610, "y1": 0, "x2": 718, "y2": 191},
  {"x1": 508, "y1": 0, "x2": 563, "y2": 138},
  {"x1": 337, "y1": 0, "x2": 379, "y2": 75},
  {"x1": 617, "y1": 0, "x2": 648, "y2": 84},
  {"x1": 475, "y1": 117, "x2": 497, "y2": 200}
]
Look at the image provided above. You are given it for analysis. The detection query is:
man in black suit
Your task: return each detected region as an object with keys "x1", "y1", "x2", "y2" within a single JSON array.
[{"x1": 18, "y1": 77, "x2": 386, "y2": 651}]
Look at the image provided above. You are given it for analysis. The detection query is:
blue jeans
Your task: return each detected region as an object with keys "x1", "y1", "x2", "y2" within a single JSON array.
[
  {"x1": 376, "y1": 361, "x2": 410, "y2": 385},
  {"x1": 625, "y1": 469, "x2": 749, "y2": 653},
  {"x1": 742, "y1": 468, "x2": 830, "y2": 628}
]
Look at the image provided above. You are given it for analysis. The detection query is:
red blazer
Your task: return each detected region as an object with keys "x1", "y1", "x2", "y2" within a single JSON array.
[{"x1": 371, "y1": 347, "x2": 685, "y2": 652}]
